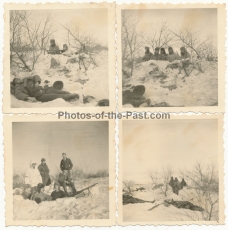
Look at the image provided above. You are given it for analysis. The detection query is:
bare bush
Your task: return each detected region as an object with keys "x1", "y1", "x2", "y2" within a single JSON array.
[
  {"x1": 144, "y1": 21, "x2": 175, "y2": 51},
  {"x1": 62, "y1": 23, "x2": 98, "y2": 72},
  {"x1": 123, "y1": 180, "x2": 135, "y2": 196},
  {"x1": 148, "y1": 165, "x2": 174, "y2": 197},
  {"x1": 10, "y1": 10, "x2": 55, "y2": 72},
  {"x1": 13, "y1": 171, "x2": 25, "y2": 189},
  {"x1": 51, "y1": 166, "x2": 109, "y2": 182},
  {"x1": 170, "y1": 27, "x2": 217, "y2": 60},
  {"x1": 180, "y1": 162, "x2": 219, "y2": 221}
]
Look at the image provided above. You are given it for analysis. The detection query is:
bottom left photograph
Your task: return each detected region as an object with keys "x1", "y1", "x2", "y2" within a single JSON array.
[{"x1": 4, "y1": 116, "x2": 115, "y2": 226}]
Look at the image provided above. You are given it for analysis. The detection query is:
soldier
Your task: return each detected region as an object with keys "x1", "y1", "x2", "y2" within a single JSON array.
[
  {"x1": 169, "y1": 176, "x2": 175, "y2": 190},
  {"x1": 24, "y1": 160, "x2": 42, "y2": 198},
  {"x1": 180, "y1": 178, "x2": 187, "y2": 189},
  {"x1": 152, "y1": 47, "x2": 161, "y2": 60},
  {"x1": 173, "y1": 177, "x2": 181, "y2": 195},
  {"x1": 160, "y1": 48, "x2": 168, "y2": 60},
  {"x1": 167, "y1": 47, "x2": 180, "y2": 62},
  {"x1": 48, "y1": 39, "x2": 60, "y2": 54},
  {"x1": 58, "y1": 170, "x2": 76, "y2": 197},
  {"x1": 143, "y1": 47, "x2": 153, "y2": 62},
  {"x1": 38, "y1": 158, "x2": 51, "y2": 186},
  {"x1": 180, "y1": 47, "x2": 191, "y2": 63}
]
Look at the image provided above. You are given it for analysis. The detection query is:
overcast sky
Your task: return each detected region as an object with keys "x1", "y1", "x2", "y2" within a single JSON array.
[
  {"x1": 122, "y1": 119, "x2": 218, "y2": 183},
  {"x1": 27, "y1": 9, "x2": 108, "y2": 47},
  {"x1": 13, "y1": 121, "x2": 109, "y2": 175},
  {"x1": 123, "y1": 8, "x2": 217, "y2": 50}
]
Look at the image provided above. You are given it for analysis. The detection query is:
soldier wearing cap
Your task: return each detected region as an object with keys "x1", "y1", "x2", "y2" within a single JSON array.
[{"x1": 38, "y1": 158, "x2": 51, "y2": 186}]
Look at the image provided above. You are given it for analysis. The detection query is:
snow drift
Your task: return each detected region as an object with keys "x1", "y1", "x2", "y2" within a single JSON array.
[
  {"x1": 13, "y1": 177, "x2": 109, "y2": 220},
  {"x1": 123, "y1": 60, "x2": 218, "y2": 107},
  {"x1": 11, "y1": 50, "x2": 109, "y2": 108}
]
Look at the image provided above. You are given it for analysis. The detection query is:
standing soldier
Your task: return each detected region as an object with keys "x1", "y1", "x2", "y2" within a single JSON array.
[
  {"x1": 173, "y1": 177, "x2": 181, "y2": 195},
  {"x1": 169, "y1": 176, "x2": 175, "y2": 192},
  {"x1": 180, "y1": 178, "x2": 187, "y2": 189},
  {"x1": 60, "y1": 153, "x2": 73, "y2": 174},
  {"x1": 24, "y1": 160, "x2": 42, "y2": 198},
  {"x1": 38, "y1": 158, "x2": 51, "y2": 186}
]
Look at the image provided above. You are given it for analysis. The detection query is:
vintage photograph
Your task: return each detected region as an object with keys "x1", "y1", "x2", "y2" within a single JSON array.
[
  {"x1": 118, "y1": 5, "x2": 225, "y2": 111},
  {"x1": 4, "y1": 3, "x2": 115, "y2": 112},
  {"x1": 119, "y1": 116, "x2": 224, "y2": 224},
  {"x1": 5, "y1": 117, "x2": 115, "y2": 226}
]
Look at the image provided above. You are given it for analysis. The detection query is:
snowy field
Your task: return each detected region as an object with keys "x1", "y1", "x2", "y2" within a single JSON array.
[
  {"x1": 123, "y1": 183, "x2": 218, "y2": 222},
  {"x1": 11, "y1": 50, "x2": 109, "y2": 108},
  {"x1": 13, "y1": 177, "x2": 109, "y2": 220},
  {"x1": 123, "y1": 60, "x2": 218, "y2": 107}
]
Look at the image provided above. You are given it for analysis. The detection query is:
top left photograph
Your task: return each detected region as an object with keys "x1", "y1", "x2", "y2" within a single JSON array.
[{"x1": 3, "y1": 3, "x2": 115, "y2": 113}]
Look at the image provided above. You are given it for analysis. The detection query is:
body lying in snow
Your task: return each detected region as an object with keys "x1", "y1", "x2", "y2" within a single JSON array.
[
  {"x1": 31, "y1": 183, "x2": 52, "y2": 203},
  {"x1": 11, "y1": 76, "x2": 79, "y2": 103}
]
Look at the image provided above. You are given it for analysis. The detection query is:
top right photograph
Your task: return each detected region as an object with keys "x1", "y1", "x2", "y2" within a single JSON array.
[{"x1": 117, "y1": 4, "x2": 225, "y2": 112}]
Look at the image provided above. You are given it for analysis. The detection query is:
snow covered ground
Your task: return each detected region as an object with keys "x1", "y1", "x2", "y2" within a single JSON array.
[
  {"x1": 11, "y1": 50, "x2": 109, "y2": 108},
  {"x1": 13, "y1": 177, "x2": 109, "y2": 220},
  {"x1": 123, "y1": 183, "x2": 218, "y2": 222},
  {"x1": 123, "y1": 60, "x2": 218, "y2": 107}
]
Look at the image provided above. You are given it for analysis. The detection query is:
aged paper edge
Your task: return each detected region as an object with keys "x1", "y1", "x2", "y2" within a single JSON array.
[
  {"x1": 116, "y1": 3, "x2": 226, "y2": 113},
  {"x1": 2, "y1": 2, "x2": 116, "y2": 114},
  {"x1": 4, "y1": 115, "x2": 116, "y2": 226},
  {"x1": 117, "y1": 114, "x2": 225, "y2": 225}
]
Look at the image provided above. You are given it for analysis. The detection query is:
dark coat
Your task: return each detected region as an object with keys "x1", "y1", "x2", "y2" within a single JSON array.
[
  {"x1": 23, "y1": 75, "x2": 43, "y2": 98},
  {"x1": 167, "y1": 53, "x2": 180, "y2": 62},
  {"x1": 60, "y1": 158, "x2": 73, "y2": 171},
  {"x1": 180, "y1": 179, "x2": 187, "y2": 189},
  {"x1": 180, "y1": 47, "x2": 191, "y2": 61},
  {"x1": 152, "y1": 53, "x2": 162, "y2": 61},
  {"x1": 173, "y1": 179, "x2": 181, "y2": 195},
  {"x1": 38, "y1": 163, "x2": 50, "y2": 186},
  {"x1": 49, "y1": 44, "x2": 60, "y2": 54},
  {"x1": 11, "y1": 81, "x2": 30, "y2": 101},
  {"x1": 169, "y1": 178, "x2": 175, "y2": 187},
  {"x1": 143, "y1": 51, "x2": 153, "y2": 61},
  {"x1": 51, "y1": 190, "x2": 65, "y2": 200}
]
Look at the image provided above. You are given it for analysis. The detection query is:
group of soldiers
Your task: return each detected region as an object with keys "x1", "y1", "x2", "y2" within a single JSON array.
[
  {"x1": 142, "y1": 46, "x2": 191, "y2": 63},
  {"x1": 22, "y1": 153, "x2": 77, "y2": 203},
  {"x1": 47, "y1": 39, "x2": 87, "y2": 55},
  {"x1": 169, "y1": 177, "x2": 187, "y2": 195}
]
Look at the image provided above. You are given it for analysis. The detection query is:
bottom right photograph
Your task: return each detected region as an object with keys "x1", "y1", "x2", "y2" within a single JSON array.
[{"x1": 118, "y1": 115, "x2": 224, "y2": 225}]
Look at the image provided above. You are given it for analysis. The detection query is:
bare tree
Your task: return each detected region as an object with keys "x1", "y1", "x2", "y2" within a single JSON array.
[
  {"x1": 121, "y1": 11, "x2": 144, "y2": 77},
  {"x1": 170, "y1": 26, "x2": 215, "y2": 59},
  {"x1": 145, "y1": 21, "x2": 175, "y2": 52},
  {"x1": 10, "y1": 10, "x2": 55, "y2": 72},
  {"x1": 180, "y1": 162, "x2": 219, "y2": 221},
  {"x1": 62, "y1": 23, "x2": 98, "y2": 72},
  {"x1": 123, "y1": 180, "x2": 135, "y2": 196},
  {"x1": 148, "y1": 165, "x2": 174, "y2": 197}
]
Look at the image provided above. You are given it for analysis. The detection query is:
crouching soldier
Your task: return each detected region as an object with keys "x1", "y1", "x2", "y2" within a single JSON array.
[
  {"x1": 51, "y1": 182, "x2": 66, "y2": 200},
  {"x1": 58, "y1": 170, "x2": 76, "y2": 197}
]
